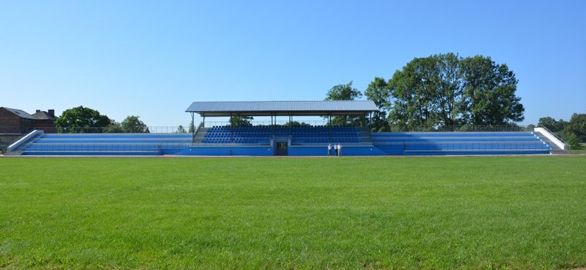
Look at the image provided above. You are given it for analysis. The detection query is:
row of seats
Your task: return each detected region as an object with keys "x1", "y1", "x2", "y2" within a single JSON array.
[
  {"x1": 21, "y1": 133, "x2": 192, "y2": 155},
  {"x1": 16, "y1": 130, "x2": 552, "y2": 156},
  {"x1": 371, "y1": 132, "x2": 552, "y2": 155},
  {"x1": 202, "y1": 126, "x2": 366, "y2": 145}
]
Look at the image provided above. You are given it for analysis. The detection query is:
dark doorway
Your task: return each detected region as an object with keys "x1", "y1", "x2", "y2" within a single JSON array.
[{"x1": 275, "y1": 141, "x2": 288, "y2": 156}]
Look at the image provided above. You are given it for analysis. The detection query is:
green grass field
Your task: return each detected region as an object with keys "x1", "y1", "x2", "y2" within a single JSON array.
[{"x1": 1, "y1": 156, "x2": 585, "y2": 269}]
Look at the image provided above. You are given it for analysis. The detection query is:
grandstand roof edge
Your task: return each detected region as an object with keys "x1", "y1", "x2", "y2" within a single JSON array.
[{"x1": 185, "y1": 100, "x2": 378, "y2": 116}]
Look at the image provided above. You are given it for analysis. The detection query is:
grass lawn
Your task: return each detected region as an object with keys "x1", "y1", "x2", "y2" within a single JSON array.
[{"x1": 1, "y1": 156, "x2": 585, "y2": 269}]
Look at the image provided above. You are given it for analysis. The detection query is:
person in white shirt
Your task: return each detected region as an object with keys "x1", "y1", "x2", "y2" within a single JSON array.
[
  {"x1": 337, "y1": 143, "x2": 342, "y2": 156},
  {"x1": 327, "y1": 144, "x2": 332, "y2": 156}
]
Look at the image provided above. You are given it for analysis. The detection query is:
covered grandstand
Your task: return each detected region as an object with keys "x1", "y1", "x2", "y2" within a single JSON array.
[{"x1": 6, "y1": 100, "x2": 558, "y2": 156}]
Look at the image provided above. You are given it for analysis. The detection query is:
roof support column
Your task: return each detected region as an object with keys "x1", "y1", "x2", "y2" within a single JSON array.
[
  {"x1": 229, "y1": 113, "x2": 233, "y2": 143},
  {"x1": 288, "y1": 115, "x2": 292, "y2": 135},
  {"x1": 191, "y1": 112, "x2": 195, "y2": 143}
]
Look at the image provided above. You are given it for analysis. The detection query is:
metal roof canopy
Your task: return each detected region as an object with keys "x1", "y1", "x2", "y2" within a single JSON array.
[{"x1": 185, "y1": 101, "x2": 378, "y2": 117}]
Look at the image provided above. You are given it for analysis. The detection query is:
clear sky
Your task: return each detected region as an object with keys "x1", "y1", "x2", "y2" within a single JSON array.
[{"x1": 1, "y1": 0, "x2": 585, "y2": 126}]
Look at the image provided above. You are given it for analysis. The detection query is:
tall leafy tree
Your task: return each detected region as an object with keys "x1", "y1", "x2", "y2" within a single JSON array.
[
  {"x1": 537, "y1": 114, "x2": 585, "y2": 149},
  {"x1": 387, "y1": 56, "x2": 448, "y2": 130},
  {"x1": 565, "y1": 113, "x2": 586, "y2": 144},
  {"x1": 365, "y1": 77, "x2": 391, "y2": 131},
  {"x1": 379, "y1": 53, "x2": 524, "y2": 130},
  {"x1": 537, "y1": 117, "x2": 566, "y2": 132},
  {"x1": 55, "y1": 106, "x2": 112, "y2": 133},
  {"x1": 104, "y1": 121, "x2": 123, "y2": 133},
  {"x1": 325, "y1": 82, "x2": 364, "y2": 126},
  {"x1": 461, "y1": 56, "x2": 524, "y2": 125},
  {"x1": 325, "y1": 81, "x2": 362, "y2": 101},
  {"x1": 229, "y1": 116, "x2": 253, "y2": 127},
  {"x1": 121, "y1": 116, "x2": 148, "y2": 133},
  {"x1": 434, "y1": 53, "x2": 464, "y2": 129}
]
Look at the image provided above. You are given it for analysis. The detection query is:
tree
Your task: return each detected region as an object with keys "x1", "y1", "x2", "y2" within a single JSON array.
[
  {"x1": 325, "y1": 81, "x2": 362, "y2": 101},
  {"x1": 365, "y1": 77, "x2": 391, "y2": 131},
  {"x1": 537, "y1": 117, "x2": 566, "y2": 132},
  {"x1": 565, "y1": 113, "x2": 586, "y2": 145},
  {"x1": 284, "y1": 121, "x2": 311, "y2": 127},
  {"x1": 121, "y1": 116, "x2": 148, "y2": 133},
  {"x1": 387, "y1": 54, "x2": 461, "y2": 130},
  {"x1": 562, "y1": 129, "x2": 581, "y2": 150},
  {"x1": 325, "y1": 81, "x2": 364, "y2": 126},
  {"x1": 104, "y1": 122, "x2": 123, "y2": 133},
  {"x1": 55, "y1": 106, "x2": 112, "y2": 133},
  {"x1": 461, "y1": 56, "x2": 524, "y2": 125},
  {"x1": 230, "y1": 116, "x2": 253, "y2": 127},
  {"x1": 537, "y1": 114, "x2": 585, "y2": 149},
  {"x1": 381, "y1": 53, "x2": 524, "y2": 130}
]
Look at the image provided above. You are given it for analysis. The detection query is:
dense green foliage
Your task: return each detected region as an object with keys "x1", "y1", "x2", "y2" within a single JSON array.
[
  {"x1": 55, "y1": 106, "x2": 112, "y2": 133},
  {"x1": 56, "y1": 107, "x2": 150, "y2": 133},
  {"x1": 538, "y1": 113, "x2": 586, "y2": 149},
  {"x1": 325, "y1": 81, "x2": 362, "y2": 101},
  {"x1": 325, "y1": 82, "x2": 366, "y2": 126},
  {"x1": 121, "y1": 115, "x2": 148, "y2": 133},
  {"x1": 176, "y1": 125, "x2": 187, "y2": 133},
  {"x1": 363, "y1": 53, "x2": 524, "y2": 131},
  {"x1": 1, "y1": 157, "x2": 585, "y2": 269},
  {"x1": 364, "y1": 77, "x2": 390, "y2": 131},
  {"x1": 229, "y1": 116, "x2": 253, "y2": 127}
]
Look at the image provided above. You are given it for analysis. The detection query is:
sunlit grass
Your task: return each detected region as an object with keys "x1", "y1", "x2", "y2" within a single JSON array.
[{"x1": 1, "y1": 156, "x2": 585, "y2": 269}]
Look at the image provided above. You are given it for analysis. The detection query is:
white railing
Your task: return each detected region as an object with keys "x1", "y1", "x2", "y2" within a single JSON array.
[
  {"x1": 534, "y1": 127, "x2": 567, "y2": 150},
  {"x1": 7, "y1": 130, "x2": 44, "y2": 152}
]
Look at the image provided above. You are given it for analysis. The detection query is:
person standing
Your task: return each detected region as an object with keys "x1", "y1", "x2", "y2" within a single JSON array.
[
  {"x1": 337, "y1": 143, "x2": 342, "y2": 156},
  {"x1": 327, "y1": 144, "x2": 332, "y2": 156}
]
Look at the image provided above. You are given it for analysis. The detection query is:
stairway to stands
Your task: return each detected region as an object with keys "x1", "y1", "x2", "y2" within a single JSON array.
[{"x1": 533, "y1": 131, "x2": 567, "y2": 153}]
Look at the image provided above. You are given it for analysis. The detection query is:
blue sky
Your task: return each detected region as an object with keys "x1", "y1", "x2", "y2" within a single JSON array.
[{"x1": 1, "y1": 0, "x2": 585, "y2": 126}]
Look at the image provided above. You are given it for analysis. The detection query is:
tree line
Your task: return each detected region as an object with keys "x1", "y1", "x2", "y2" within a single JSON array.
[
  {"x1": 55, "y1": 106, "x2": 150, "y2": 133},
  {"x1": 324, "y1": 52, "x2": 584, "y2": 149},
  {"x1": 327, "y1": 53, "x2": 525, "y2": 131},
  {"x1": 536, "y1": 114, "x2": 586, "y2": 149}
]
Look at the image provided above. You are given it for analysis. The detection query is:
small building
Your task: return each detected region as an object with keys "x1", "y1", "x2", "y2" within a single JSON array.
[{"x1": 0, "y1": 107, "x2": 56, "y2": 134}]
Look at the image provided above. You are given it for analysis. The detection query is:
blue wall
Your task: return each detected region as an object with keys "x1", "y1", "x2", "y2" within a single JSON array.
[
  {"x1": 176, "y1": 146, "x2": 273, "y2": 156},
  {"x1": 289, "y1": 145, "x2": 385, "y2": 156}
]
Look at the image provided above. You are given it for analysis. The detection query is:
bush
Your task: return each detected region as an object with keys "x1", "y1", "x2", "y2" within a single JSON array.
[{"x1": 562, "y1": 129, "x2": 582, "y2": 150}]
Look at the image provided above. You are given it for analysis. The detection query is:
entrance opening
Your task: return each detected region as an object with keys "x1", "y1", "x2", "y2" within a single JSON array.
[{"x1": 275, "y1": 141, "x2": 288, "y2": 156}]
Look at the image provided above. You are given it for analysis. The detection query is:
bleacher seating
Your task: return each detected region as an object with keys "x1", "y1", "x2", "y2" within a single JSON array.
[
  {"x1": 21, "y1": 133, "x2": 192, "y2": 155},
  {"x1": 15, "y1": 129, "x2": 552, "y2": 156},
  {"x1": 371, "y1": 132, "x2": 552, "y2": 155},
  {"x1": 201, "y1": 126, "x2": 368, "y2": 145}
]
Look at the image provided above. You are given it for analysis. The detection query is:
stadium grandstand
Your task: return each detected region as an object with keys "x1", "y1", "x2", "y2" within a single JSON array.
[{"x1": 6, "y1": 100, "x2": 560, "y2": 156}]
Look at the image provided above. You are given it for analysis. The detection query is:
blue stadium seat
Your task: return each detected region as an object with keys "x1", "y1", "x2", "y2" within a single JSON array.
[
  {"x1": 200, "y1": 126, "x2": 368, "y2": 145},
  {"x1": 22, "y1": 133, "x2": 192, "y2": 155},
  {"x1": 371, "y1": 132, "x2": 552, "y2": 155}
]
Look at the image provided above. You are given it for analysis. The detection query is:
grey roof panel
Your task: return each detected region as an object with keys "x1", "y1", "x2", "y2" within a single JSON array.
[
  {"x1": 186, "y1": 101, "x2": 378, "y2": 116},
  {"x1": 1, "y1": 107, "x2": 36, "y2": 119},
  {"x1": 31, "y1": 111, "x2": 55, "y2": 120}
]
